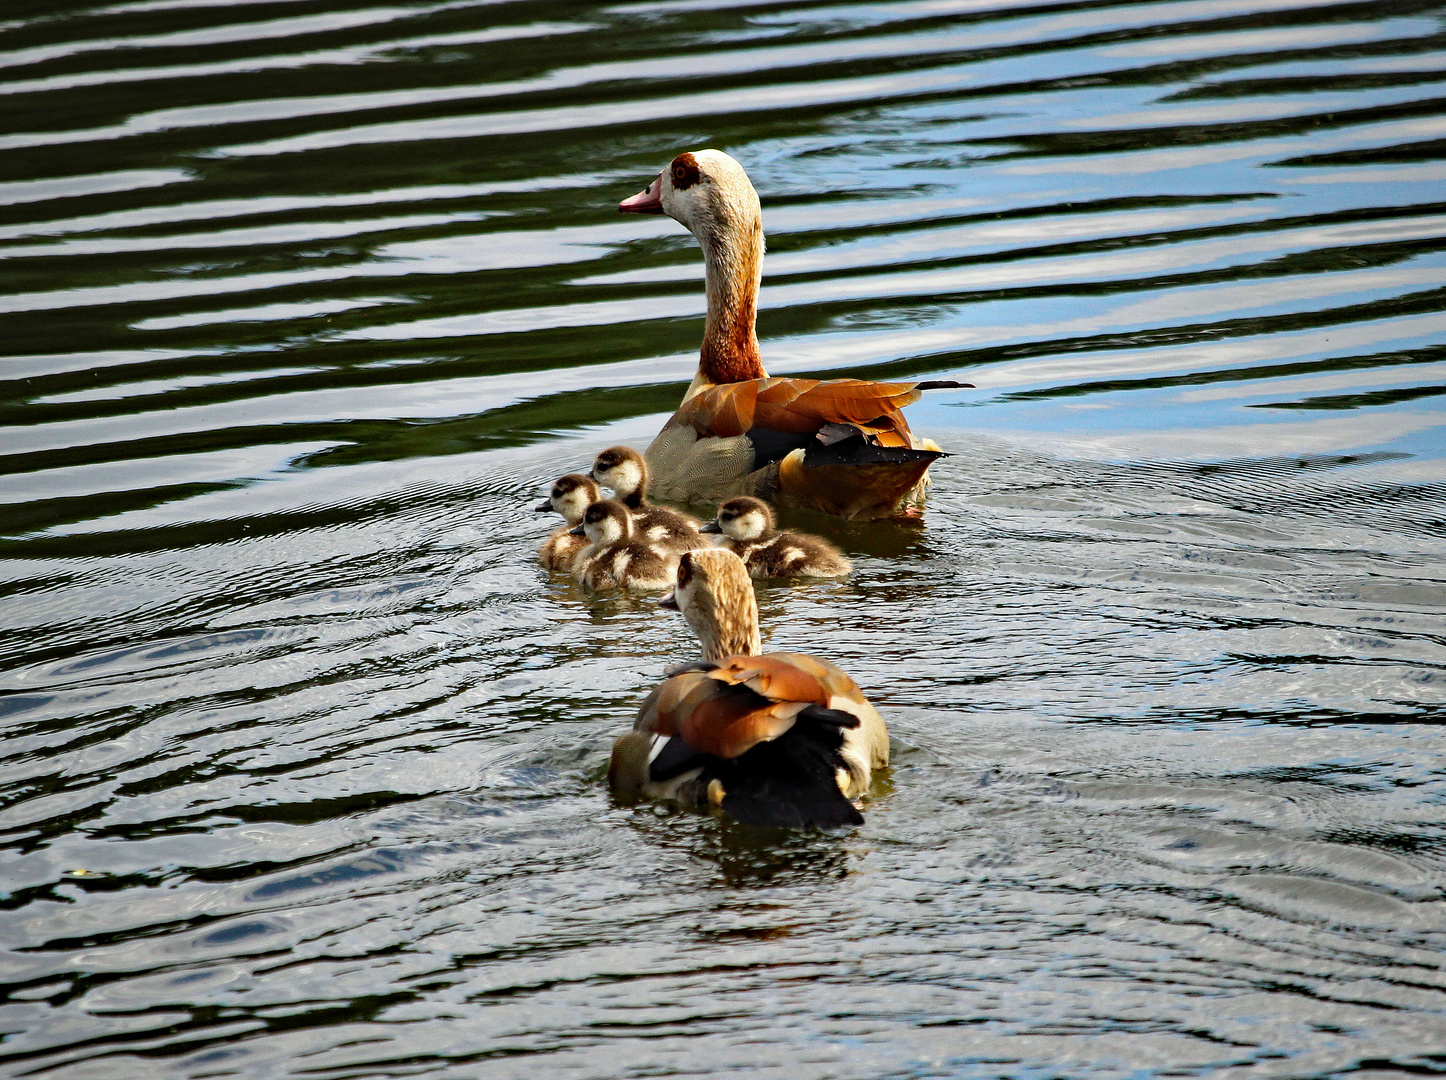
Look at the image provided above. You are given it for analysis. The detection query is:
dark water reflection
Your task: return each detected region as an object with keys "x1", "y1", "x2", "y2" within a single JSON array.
[{"x1": 2, "y1": 0, "x2": 1445, "y2": 1075}]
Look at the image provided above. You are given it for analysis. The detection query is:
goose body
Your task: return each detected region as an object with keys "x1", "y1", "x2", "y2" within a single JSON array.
[
  {"x1": 703, "y1": 496, "x2": 850, "y2": 579},
  {"x1": 572, "y1": 499, "x2": 678, "y2": 592},
  {"x1": 609, "y1": 548, "x2": 888, "y2": 827},
  {"x1": 591, "y1": 446, "x2": 705, "y2": 554},
  {"x1": 536, "y1": 473, "x2": 601, "y2": 574},
  {"x1": 619, "y1": 149, "x2": 968, "y2": 520}
]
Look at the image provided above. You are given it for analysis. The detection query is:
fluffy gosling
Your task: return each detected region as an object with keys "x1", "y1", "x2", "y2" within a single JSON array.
[
  {"x1": 570, "y1": 499, "x2": 678, "y2": 591},
  {"x1": 535, "y1": 473, "x2": 601, "y2": 573},
  {"x1": 703, "y1": 497, "x2": 850, "y2": 578},
  {"x1": 591, "y1": 445, "x2": 704, "y2": 554}
]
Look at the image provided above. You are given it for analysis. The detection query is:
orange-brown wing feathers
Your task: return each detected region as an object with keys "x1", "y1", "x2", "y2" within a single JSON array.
[
  {"x1": 635, "y1": 670, "x2": 718, "y2": 737},
  {"x1": 674, "y1": 377, "x2": 925, "y2": 442},
  {"x1": 767, "y1": 651, "x2": 868, "y2": 703},
  {"x1": 704, "y1": 653, "x2": 831, "y2": 705},
  {"x1": 773, "y1": 381, "x2": 923, "y2": 446},
  {"x1": 679, "y1": 694, "x2": 806, "y2": 760},
  {"x1": 640, "y1": 653, "x2": 851, "y2": 761},
  {"x1": 672, "y1": 379, "x2": 761, "y2": 437}
]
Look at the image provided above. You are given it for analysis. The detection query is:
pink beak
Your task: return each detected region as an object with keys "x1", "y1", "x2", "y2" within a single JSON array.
[{"x1": 619, "y1": 174, "x2": 664, "y2": 215}]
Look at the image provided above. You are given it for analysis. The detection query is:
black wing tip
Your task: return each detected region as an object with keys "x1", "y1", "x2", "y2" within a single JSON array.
[
  {"x1": 722, "y1": 791, "x2": 864, "y2": 830},
  {"x1": 798, "y1": 704, "x2": 861, "y2": 731},
  {"x1": 915, "y1": 380, "x2": 972, "y2": 391},
  {"x1": 804, "y1": 442, "x2": 944, "y2": 467},
  {"x1": 649, "y1": 736, "x2": 709, "y2": 783}
]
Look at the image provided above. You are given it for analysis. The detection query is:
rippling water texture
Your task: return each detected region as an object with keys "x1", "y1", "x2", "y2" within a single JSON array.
[{"x1": 2, "y1": 0, "x2": 1446, "y2": 1075}]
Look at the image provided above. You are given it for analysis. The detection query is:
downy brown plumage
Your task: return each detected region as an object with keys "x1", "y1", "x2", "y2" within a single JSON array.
[
  {"x1": 570, "y1": 499, "x2": 678, "y2": 592},
  {"x1": 590, "y1": 446, "x2": 705, "y2": 555},
  {"x1": 619, "y1": 149, "x2": 969, "y2": 520},
  {"x1": 535, "y1": 473, "x2": 601, "y2": 574},
  {"x1": 608, "y1": 548, "x2": 889, "y2": 828},
  {"x1": 703, "y1": 496, "x2": 850, "y2": 579}
]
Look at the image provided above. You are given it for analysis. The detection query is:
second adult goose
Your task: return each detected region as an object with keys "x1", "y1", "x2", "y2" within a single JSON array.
[
  {"x1": 619, "y1": 149, "x2": 970, "y2": 520},
  {"x1": 608, "y1": 548, "x2": 889, "y2": 827}
]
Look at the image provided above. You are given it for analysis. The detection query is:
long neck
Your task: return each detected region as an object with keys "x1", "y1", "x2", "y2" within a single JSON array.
[
  {"x1": 689, "y1": 217, "x2": 766, "y2": 398},
  {"x1": 695, "y1": 601, "x2": 762, "y2": 662}
]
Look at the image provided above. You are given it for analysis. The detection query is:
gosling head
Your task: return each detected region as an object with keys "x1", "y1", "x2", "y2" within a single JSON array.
[
  {"x1": 591, "y1": 446, "x2": 648, "y2": 509},
  {"x1": 536, "y1": 473, "x2": 601, "y2": 525},
  {"x1": 659, "y1": 547, "x2": 761, "y2": 660},
  {"x1": 570, "y1": 499, "x2": 633, "y2": 547},
  {"x1": 703, "y1": 496, "x2": 775, "y2": 542},
  {"x1": 619, "y1": 149, "x2": 762, "y2": 253}
]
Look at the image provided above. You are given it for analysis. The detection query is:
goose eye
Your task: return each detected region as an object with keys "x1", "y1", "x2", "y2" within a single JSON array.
[
  {"x1": 677, "y1": 555, "x2": 692, "y2": 587},
  {"x1": 670, "y1": 157, "x2": 700, "y2": 189}
]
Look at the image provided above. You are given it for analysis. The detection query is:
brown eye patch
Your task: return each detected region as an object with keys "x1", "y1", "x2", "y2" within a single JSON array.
[
  {"x1": 670, "y1": 152, "x2": 701, "y2": 190},
  {"x1": 677, "y1": 553, "x2": 693, "y2": 587}
]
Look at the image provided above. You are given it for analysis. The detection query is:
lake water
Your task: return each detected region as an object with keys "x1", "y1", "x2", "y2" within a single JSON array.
[{"x1": 2, "y1": 0, "x2": 1445, "y2": 1076}]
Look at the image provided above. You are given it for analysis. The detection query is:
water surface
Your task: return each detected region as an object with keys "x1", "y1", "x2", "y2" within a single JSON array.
[{"x1": 2, "y1": 0, "x2": 1445, "y2": 1075}]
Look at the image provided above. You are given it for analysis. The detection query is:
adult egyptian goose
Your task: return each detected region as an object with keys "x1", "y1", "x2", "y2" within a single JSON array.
[
  {"x1": 608, "y1": 548, "x2": 889, "y2": 827},
  {"x1": 703, "y1": 496, "x2": 850, "y2": 578},
  {"x1": 619, "y1": 149, "x2": 969, "y2": 520},
  {"x1": 590, "y1": 446, "x2": 705, "y2": 554},
  {"x1": 535, "y1": 473, "x2": 601, "y2": 573},
  {"x1": 570, "y1": 499, "x2": 678, "y2": 592}
]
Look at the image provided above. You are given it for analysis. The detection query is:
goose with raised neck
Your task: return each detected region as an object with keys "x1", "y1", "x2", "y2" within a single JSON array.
[{"x1": 619, "y1": 149, "x2": 970, "y2": 519}]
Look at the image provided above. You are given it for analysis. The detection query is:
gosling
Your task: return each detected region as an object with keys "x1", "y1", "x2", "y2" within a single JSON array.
[
  {"x1": 703, "y1": 497, "x2": 851, "y2": 578},
  {"x1": 591, "y1": 446, "x2": 704, "y2": 554},
  {"x1": 570, "y1": 499, "x2": 678, "y2": 592},
  {"x1": 535, "y1": 473, "x2": 601, "y2": 573}
]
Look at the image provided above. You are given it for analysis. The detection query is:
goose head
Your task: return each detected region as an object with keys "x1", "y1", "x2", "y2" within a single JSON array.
[
  {"x1": 536, "y1": 473, "x2": 601, "y2": 525},
  {"x1": 620, "y1": 150, "x2": 761, "y2": 246},
  {"x1": 659, "y1": 547, "x2": 761, "y2": 661},
  {"x1": 570, "y1": 499, "x2": 633, "y2": 547},
  {"x1": 591, "y1": 446, "x2": 648, "y2": 508},
  {"x1": 703, "y1": 496, "x2": 774, "y2": 541}
]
